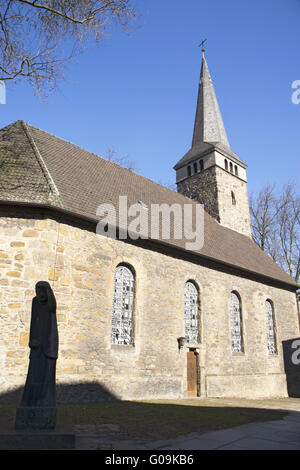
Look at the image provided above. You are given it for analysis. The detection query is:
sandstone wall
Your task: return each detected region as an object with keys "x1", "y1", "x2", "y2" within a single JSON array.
[
  {"x1": 177, "y1": 164, "x2": 252, "y2": 238},
  {"x1": 177, "y1": 166, "x2": 220, "y2": 221},
  {"x1": 216, "y1": 166, "x2": 252, "y2": 238},
  {"x1": 0, "y1": 212, "x2": 298, "y2": 402}
]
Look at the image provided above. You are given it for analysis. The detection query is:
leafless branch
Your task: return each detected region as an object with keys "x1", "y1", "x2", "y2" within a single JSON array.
[
  {"x1": 250, "y1": 181, "x2": 300, "y2": 282},
  {"x1": 103, "y1": 146, "x2": 138, "y2": 172},
  {"x1": 0, "y1": 0, "x2": 137, "y2": 96}
]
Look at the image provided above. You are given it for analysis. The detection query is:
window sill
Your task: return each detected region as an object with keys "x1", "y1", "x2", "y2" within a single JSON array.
[
  {"x1": 185, "y1": 343, "x2": 201, "y2": 350},
  {"x1": 110, "y1": 344, "x2": 135, "y2": 352}
]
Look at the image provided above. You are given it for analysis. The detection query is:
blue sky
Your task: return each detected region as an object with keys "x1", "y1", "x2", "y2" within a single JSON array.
[{"x1": 1, "y1": 0, "x2": 299, "y2": 196}]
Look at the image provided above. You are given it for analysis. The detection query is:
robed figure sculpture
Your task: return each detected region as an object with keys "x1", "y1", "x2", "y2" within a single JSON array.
[{"x1": 15, "y1": 281, "x2": 59, "y2": 430}]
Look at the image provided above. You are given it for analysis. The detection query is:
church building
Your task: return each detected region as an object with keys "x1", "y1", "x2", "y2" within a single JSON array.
[{"x1": 0, "y1": 50, "x2": 299, "y2": 401}]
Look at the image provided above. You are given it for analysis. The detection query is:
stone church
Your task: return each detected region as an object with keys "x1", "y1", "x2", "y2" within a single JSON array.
[{"x1": 0, "y1": 51, "x2": 299, "y2": 401}]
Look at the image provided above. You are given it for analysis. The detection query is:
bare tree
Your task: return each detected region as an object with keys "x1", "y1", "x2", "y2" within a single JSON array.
[
  {"x1": 0, "y1": 0, "x2": 137, "y2": 96},
  {"x1": 277, "y1": 183, "x2": 300, "y2": 281},
  {"x1": 250, "y1": 181, "x2": 300, "y2": 282},
  {"x1": 103, "y1": 146, "x2": 138, "y2": 172},
  {"x1": 250, "y1": 184, "x2": 278, "y2": 252},
  {"x1": 154, "y1": 178, "x2": 177, "y2": 191}
]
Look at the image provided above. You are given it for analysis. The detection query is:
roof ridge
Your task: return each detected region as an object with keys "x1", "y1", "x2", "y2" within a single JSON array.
[
  {"x1": 10, "y1": 121, "x2": 219, "y2": 214},
  {"x1": 20, "y1": 121, "x2": 60, "y2": 201},
  {"x1": 17, "y1": 123, "x2": 261, "y2": 238},
  {"x1": 25, "y1": 122, "x2": 196, "y2": 202},
  {"x1": 26, "y1": 122, "x2": 105, "y2": 160}
]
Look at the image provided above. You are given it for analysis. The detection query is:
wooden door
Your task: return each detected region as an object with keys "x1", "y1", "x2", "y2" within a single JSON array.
[{"x1": 187, "y1": 351, "x2": 198, "y2": 397}]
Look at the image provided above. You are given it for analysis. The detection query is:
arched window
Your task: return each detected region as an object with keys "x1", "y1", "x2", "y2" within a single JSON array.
[
  {"x1": 187, "y1": 165, "x2": 191, "y2": 177},
  {"x1": 266, "y1": 300, "x2": 277, "y2": 355},
  {"x1": 235, "y1": 165, "x2": 238, "y2": 176},
  {"x1": 111, "y1": 264, "x2": 135, "y2": 345},
  {"x1": 184, "y1": 281, "x2": 199, "y2": 344},
  {"x1": 230, "y1": 292, "x2": 243, "y2": 353},
  {"x1": 229, "y1": 162, "x2": 233, "y2": 173},
  {"x1": 225, "y1": 159, "x2": 228, "y2": 171},
  {"x1": 199, "y1": 160, "x2": 204, "y2": 171},
  {"x1": 193, "y1": 162, "x2": 198, "y2": 174}
]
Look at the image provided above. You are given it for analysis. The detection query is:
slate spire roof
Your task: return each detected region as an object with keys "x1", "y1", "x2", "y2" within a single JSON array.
[
  {"x1": 174, "y1": 51, "x2": 246, "y2": 170},
  {"x1": 0, "y1": 120, "x2": 297, "y2": 289},
  {"x1": 192, "y1": 50, "x2": 230, "y2": 148}
]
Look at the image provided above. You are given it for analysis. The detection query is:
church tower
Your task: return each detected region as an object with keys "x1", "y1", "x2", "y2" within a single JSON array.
[{"x1": 174, "y1": 49, "x2": 252, "y2": 238}]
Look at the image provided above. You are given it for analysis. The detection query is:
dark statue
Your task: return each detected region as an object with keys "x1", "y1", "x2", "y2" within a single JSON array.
[{"x1": 15, "y1": 281, "x2": 59, "y2": 430}]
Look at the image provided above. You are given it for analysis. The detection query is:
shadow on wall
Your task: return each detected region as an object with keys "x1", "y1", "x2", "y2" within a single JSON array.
[
  {"x1": 282, "y1": 338, "x2": 300, "y2": 398},
  {"x1": 0, "y1": 381, "x2": 117, "y2": 405}
]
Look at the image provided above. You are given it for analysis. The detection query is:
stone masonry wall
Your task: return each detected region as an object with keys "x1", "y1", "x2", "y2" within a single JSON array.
[
  {"x1": 177, "y1": 166, "x2": 220, "y2": 222},
  {"x1": 215, "y1": 166, "x2": 252, "y2": 238},
  {"x1": 0, "y1": 212, "x2": 299, "y2": 402},
  {"x1": 177, "y1": 165, "x2": 252, "y2": 238}
]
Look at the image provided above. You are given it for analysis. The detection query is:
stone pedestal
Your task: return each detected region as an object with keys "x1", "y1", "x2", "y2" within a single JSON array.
[
  {"x1": 10, "y1": 406, "x2": 75, "y2": 449},
  {"x1": 15, "y1": 406, "x2": 56, "y2": 430}
]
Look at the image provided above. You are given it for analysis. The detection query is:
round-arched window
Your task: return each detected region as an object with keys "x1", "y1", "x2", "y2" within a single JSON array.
[
  {"x1": 266, "y1": 300, "x2": 277, "y2": 355},
  {"x1": 230, "y1": 292, "x2": 243, "y2": 353},
  {"x1": 111, "y1": 265, "x2": 135, "y2": 345},
  {"x1": 185, "y1": 281, "x2": 199, "y2": 344}
]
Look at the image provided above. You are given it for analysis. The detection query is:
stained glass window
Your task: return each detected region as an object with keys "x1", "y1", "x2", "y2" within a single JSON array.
[
  {"x1": 230, "y1": 292, "x2": 243, "y2": 353},
  {"x1": 111, "y1": 265, "x2": 135, "y2": 345},
  {"x1": 266, "y1": 300, "x2": 277, "y2": 355},
  {"x1": 185, "y1": 282, "x2": 199, "y2": 344}
]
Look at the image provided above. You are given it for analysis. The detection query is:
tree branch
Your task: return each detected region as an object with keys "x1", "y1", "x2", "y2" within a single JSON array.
[{"x1": 16, "y1": 0, "x2": 116, "y2": 24}]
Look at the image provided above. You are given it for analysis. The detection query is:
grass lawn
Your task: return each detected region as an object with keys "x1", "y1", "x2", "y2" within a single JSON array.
[{"x1": 0, "y1": 399, "x2": 291, "y2": 439}]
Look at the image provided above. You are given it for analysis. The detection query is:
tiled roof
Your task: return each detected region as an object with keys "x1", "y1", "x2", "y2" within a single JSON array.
[{"x1": 0, "y1": 120, "x2": 297, "y2": 289}]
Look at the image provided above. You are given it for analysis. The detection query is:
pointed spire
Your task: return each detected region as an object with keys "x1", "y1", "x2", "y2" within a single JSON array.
[{"x1": 192, "y1": 50, "x2": 230, "y2": 149}]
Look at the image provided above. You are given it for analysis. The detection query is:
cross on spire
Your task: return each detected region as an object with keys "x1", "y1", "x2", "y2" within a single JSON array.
[{"x1": 199, "y1": 39, "x2": 207, "y2": 55}]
